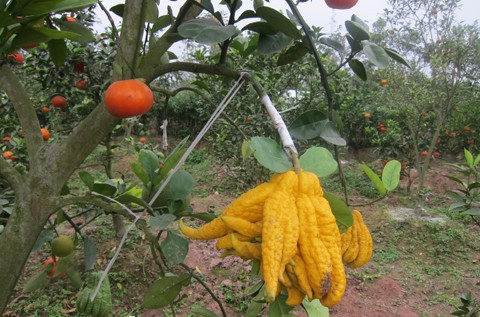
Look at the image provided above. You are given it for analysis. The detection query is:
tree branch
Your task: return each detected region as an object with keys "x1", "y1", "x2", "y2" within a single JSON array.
[
  {"x1": 0, "y1": 64, "x2": 43, "y2": 160},
  {"x1": 146, "y1": 62, "x2": 240, "y2": 82},
  {"x1": 0, "y1": 159, "x2": 23, "y2": 192}
]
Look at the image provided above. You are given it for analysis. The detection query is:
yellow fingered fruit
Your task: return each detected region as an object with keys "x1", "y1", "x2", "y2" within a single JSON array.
[{"x1": 178, "y1": 170, "x2": 373, "y2": 308}]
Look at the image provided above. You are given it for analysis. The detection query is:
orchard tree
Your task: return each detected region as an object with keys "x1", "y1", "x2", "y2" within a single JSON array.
[
  {"x1": 0, "y1": 0, "x2": 404, "y2": 315},
  {"x1": 375, "y1": 0, "x2": 480, "y2": 192}
]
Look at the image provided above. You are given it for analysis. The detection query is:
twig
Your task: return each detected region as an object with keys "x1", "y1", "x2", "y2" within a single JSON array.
[
  {"x1": 179, "y1": 263, "x2": 227, "y2": 317},
  {"x1": 97, "y1": 1, "x2": 120, "y2": 43}
]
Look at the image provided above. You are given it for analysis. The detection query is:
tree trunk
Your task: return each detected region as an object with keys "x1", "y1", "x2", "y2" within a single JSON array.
[{"x1": 0, "y1": 191, "x2": 53, "y2": 313}]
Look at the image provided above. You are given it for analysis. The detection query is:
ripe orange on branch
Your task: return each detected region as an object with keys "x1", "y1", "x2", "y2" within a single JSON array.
[
  {"x1": 51, "y1": 95, "x2": 67, "y2": 108},
  {"x1": 324, "y1": 0, "x2": 358, "y2": 9},
  {"x1": 104, "y1": 79, "x2": 154, "y2": 118},
  {"x1": 363, "y1": 113, "x2": 371, "y2": 119},
  {"x1": 2, "y1": 151, "x2": 15, "y2": 161},
  {"x1": 40, "y1": 128, "x2": 50, "y2": 141}
]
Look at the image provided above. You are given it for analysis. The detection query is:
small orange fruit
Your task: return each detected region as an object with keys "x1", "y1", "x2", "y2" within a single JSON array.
[
  {"x1": 421, "y1": 151, "x2": 428, "y2": 157},
  {"x1": 8, "y1": 52, "x2": 24, "y2": 64},
  {"x1": 2, "y1": 151, "x2": 15, "y2": 161},
  {"x1": 379, "y1": 126, "x2": 387, "y2": 132},
  {"x1": 363, "y1": 113, "x2": 372, "y2": 119},
  {"x1": 380, "y1": 79, "x2": 388, "y2": 86},
  {"x1": 75, "y1": 80, "x2": 87, "y2": 90},
  {"x1": 462, "y1": 126, "x2": 471, "y2": 133},
  {"x1": 139, "y1": 137, "x2": 147, "y2": 143},
  {"x1": 41, "y1": 107, "x2": 50, "y2": 113},
  {"x1": 51, "y1": 96, "x2": 67, "y2": 108},
  {"x1": 66, "y1": 16, "x2": 76, "y2": 22},
  {"x1": 433, "y1": 151, "x2": 441, "y2": 158},
  {"x1": 3, "y1": 136, "x2": 11, "y2": 142},
  {"x1": 43, "y1": 256, "x2": 66, "y2": 278},
  {"x1": 40, "y1": 128, "x2": 50, "y2": 141}
]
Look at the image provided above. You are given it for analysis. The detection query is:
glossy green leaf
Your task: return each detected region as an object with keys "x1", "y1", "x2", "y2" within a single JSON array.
[
  {"x1": 257, "y1": 32, "x2": 292, "y2": 55},
  {"x1": 302, "y1": 298, "x2": 329, "y2": 317},
  {"x1": 351, "y1": 15, "x2": 369, "y2": 32},
  {"x1": 149, "y1": 214, "x2": 177, "y2": 230},
  {"x1": 152, "y1": 170, "x2": 195, "y2": 206},
  {"x1": 268, "y1": 294, "x2": 295, "y2": 317},
  {"x1": 47, "y1": 38, "x2": 67, "y2": 68},
  {"x1": 19, "y1": 0, "x2": 98, "y2": 16},
  {"x1": 359, "y1": 163, "x2": 387, "y2": 196},
  {"x1": 0, "y1": 12, "x2": 22, "y2": 28},
  {"x1": 299, "y1": 147, "x2": 337, "y2": 178},
  {"x1": 237, "y1": 9, "x2": 257, "y2": 21},
  {"x1": 349, "y1": 59, "x2": 367, "y2": 81},
  {"x1": 245, "y1": 300, "x2": 265, "y2": 317},
  {"x1": 382, "y1": 160, "x2": 401, "y2": 192},
  {"x1": 289, "y1": 110, "x2": 327, "y2": 140},
  {"x1": 139, "y1": 149, "x2": 160, "y2": 183},
  {"x1": 190, "y1": 306, "x2": 220, "y2": 317},
  {"x1": 345, "y1": 35, "x2": 362, "y2": 53},
  {"x1": 323, "y1": 192, "x2": 353, "y2": 232},
  {"x1": 78, "y1": 171, "x2": 94, "y2": 191},
  {"x1": 131, "y1": 161, "x2": 149, "y2": 187},
  {"x1": 276, "y1": 41, "x2": 309, "y2": 66},
  {"x1": 255, "y1": 6, "x2": 301, "y2": 39},
  {"x1": 250, "y1": 137, "x2": 292, "y2": 173},
  {"x1": 59, "y1": 21, "x2": 95, "y2": 43},
  {"x1": 178, "y1": 19, "x2": 238, "y2": 44},
  {"x1": 32, "y1": 229, "x2": 54, "y2": 252},
  {"x1": 142, "y1": 274, "x2": 191, "y2": 308},
  {"x1": 363, "y1": 42, "x2": 390, "y2": 69},
  {"x1": 345, "y1": 20, "x2": 370, "y2": 41},
  {"x1": 319, "y1": 121, "x2": 347, "y2": 146},
  {"x1": 83, "y1": 235, "x2": 96, "y2": 271},
  {"x1": 197, "y1": 0, "x2": 215, "y2": 15},
  {"x1": 116, "y1": 193, "x2": 154, "y2": 213},
  {"x1": 384, "y1": 48, "x2": 411, "y2": 68},
  {"x1": 23, "y1": 269, "x2": 48, "y2": 293},
  {"x1": 464, "y1": 148, "x2": 474, "y2": 169},
  {"x1": 161, "y1": 231, "x2": 189, "y2": 265},
  {"x1": 157, "y1": 137, "x2": 189, "y2": 183},
  {"x1": 319, "y1": 37, "x2": 344, "y2": 53},
  {"x1": 243, "y1": 21, "x2": 277, "y2": 35},
  {"x1": 12, "y1": 27, "x2": 78, "y2": 48},
  {"x1": 92, "y1": 182, "x2": 117, "y2": 196},
  {"x1": 242, "y1": 139, "x2": 255, "y2": 160},
  {"x1": 145, "y1": 0, "x2": 159, "y2": 23}
]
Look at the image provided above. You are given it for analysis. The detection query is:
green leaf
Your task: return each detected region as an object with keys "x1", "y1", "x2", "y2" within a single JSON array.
[
  {"x1": 142, "y1": 274, "x2": 191, "y2": 308},
  {"x1": 178, "y1": 18, "x2": 238, "y2": 44},
  {"x1": 345, "y1": 20, "x2": 370, "y2": 41},
  {"x1": 83, "y1": 235, "x2": 96, "y2": 271},
  {"x1": 363, "y1": 42, "x2": 390, "y2": 69},
  {"x1": 250, "y1": 137, "x2": 292, "y2": 173},
  {"x1": 152, "y1": 15, "x2": 172, "y2": 33},
  {"x1": 23, "y1": 269, "x2": 48, "y2": 293},
  {"x1": 245, "y1": 300, "x2": 265, "y2": 317},
  {"x1": 152, "y1": 170, "x2": 195, "y2": 207},
  {"x1": 237, "y1": 10, "x2": 257, "y2": 21},
  {"x1": 255, "y1": 6, "x2": 301, "y2": 39},
  {"x1": 109, "y1": 4, "x2": 124, "y2": 17},
  {"x1": 473, "y1": 153, "x2": 480, "y2": 167},
  {"x1": 349, "y1": 59, "x2": 367, "y2": 81},
  {"x1": 59, "y1": 21, "x2": 95, "y2": 43},
  {"x1": 323, "y1": 192, "x2": 353, "y2": 232},
  {"x1": 149, "y1": 214, "x2": 177, "y2": 230},
  {"x1": 78, "y1": 171, "x2": 94, "y2": 191},
  {"x1": 116, "y1": 193, "x2": 154, "y2": 213},
  {"x1": 131, "y1": 161, "x2": 150, "y2": 188},
  {"x1": 157, "y1": 137, "x2": 189, "y2": 183},
  {"x1": 302, "y1": 298, "x2": 329, "y2": 317},
  {"x1": 359, "y1": 163, "x2": 387, "y2": 196},
  {"x1": 197, "y1": 0, "x2": 215, "y2": 15},
  {"x1": 190, "y1": 306, "x2": 220, "y2": 317},
  {"x1": 145, "y1": 0, "x2": 159, "y2": 23},
  {"x1": 319, "y1": 121, "x2": 347, "y2": 146},
  {"x1": 12, "y1": 27, "x2": 78, "y2": 48},
  {"x1": 319, "y1": 37, "x2": 344, "y2": 53},
  {"x1": 276, "y1": 41, "x2": 309, "y2": 66},
  {"x1": 289, "y1": 110, "x2": 327, "y2": 140},
  {"x1": 243, "y1": 21, "x2": 277, "y2": 35},
  {"x1": 345, "y1": 34, "x2": 362, "y2": 53},
  {"x1": 19, "y1": 0, "x2": 98, "y2": 16},
  {"x1": 48, "y1": 39, "x2": 67, "y2": 68},
  {"x1": 464, "y1": 148, "x2": 474, "y2": 169},
  {"x1": 92, "y1": 182, "x2": 117, "y2": 196},
  {"x1": 384, "y1": 48, "x2": 411, "y2": 68},
  {"x1": 351, "y1": 15, "x2": 369, "y2": 31},
  {"x1": 242, "y1": 139, "x2": 255, "y2": 160},
  {"x1": 139, "y1": 149, "x2": 160, "y2": 183},
  {"x1": 188, "y1": 213, "x2": 217, "y2": 222},
  {"x1": 299, "y1": 147, "x2": 337, "y2": 178},
  {"x1": 382, "y1": 160, "x2": 401, "y2": 192},
  {"x1": 268, "y1": 294, "x2": 294, "y2": 317},
  {"x1": 161, "y1": 230, "x2": 189, "y2": 265},
  {"x1": 463, "y1": 208, "x2": 480, "y2": 216},
  {"x1": 0, "y1": 12, "x2": 23, "y2": 28},
  {"x1": 257, "y1": 32, "x2": 292, "y2": 55}
]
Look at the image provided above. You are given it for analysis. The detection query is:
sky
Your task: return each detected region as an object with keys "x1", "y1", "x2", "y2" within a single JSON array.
[{"x1": 95, "y1": 0, "x2": 479, "y2": 32}]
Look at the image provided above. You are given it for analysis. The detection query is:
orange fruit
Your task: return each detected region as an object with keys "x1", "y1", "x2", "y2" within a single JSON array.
[
  {"x1": 421, "y1": 151, "x2": 428, "y2": 157},
  {"x1": 324, "y1": 0, "x2": 358, "y2": 9},
  {"x1": 41, "y1": 107, "x2": 50, "y2": 113},
  {"x1": 40, "y1": 128, "x2": 50, "y2": 141},
  {"x1": 51, "y1": 96, "x2": 67, "y2": 108},
  {"x1": 104, "y1": 79, "x2": 154, "y2": 118},
  {"x1": 363, "y1": 113, "x2": 372, "y2": 119},
  {"x1": 3, "y1": 136, "x2": 11, "y2": 142},
  {"x1": 462, "y1": 126, "x2": 471, "y2": 132},
  {"x1": 51, "y1": 236, "x2": 74, "y2": 257},
  {"x1": 8, "y1": 52, "x2": 24, "y2": 64},
  {"x1": 66, "y1": 16, "x2": 76, "y2": 22},
  {"x1": 139, "y1": 137, "x2": 147, "y2": 143},
  {"x1": 75, "y1": 80, "x2": 87, "y2": 90},
  {"x1": 2, "y1": 151, "x2": 15, "y2": 161},
  {"x1": 43, "y1": 256, "x2": 66, "y2": 277},
  {"x1": 380, "y1": 79, "x2": 388, "y2": 86}
]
